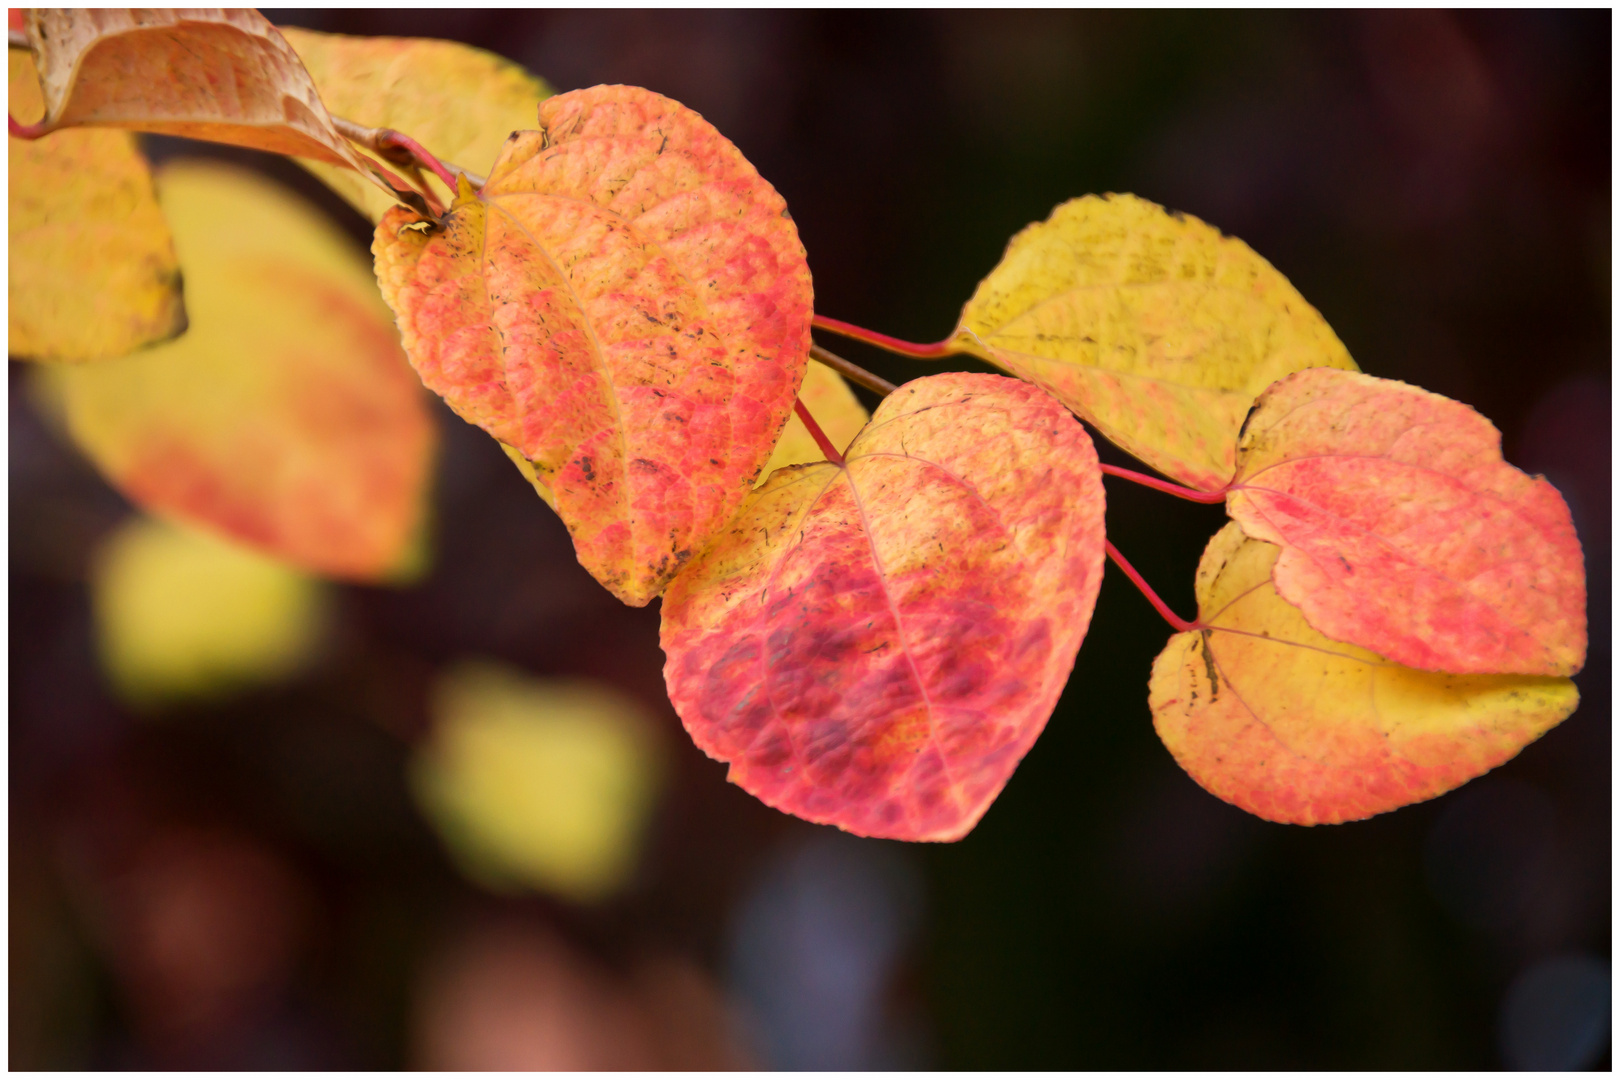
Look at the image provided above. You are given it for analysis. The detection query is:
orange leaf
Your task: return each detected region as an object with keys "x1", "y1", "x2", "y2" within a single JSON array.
[
  {"x1": 1149, "y1": 523, "x2": 1577, "y2": 825},
  {"x1": 660, "y1": 373, "x2": 1106, "y2": 841},
  {"x1": 34, "y1": 161, "x2": 436, "y2": 581},
  {"x1": 9, "y1": 44, "x2": 184, "y2": 362},
  {"x1": 19, "y1": 9, "x2": 398, "y2": 203},
  {"x1": 374, "y1": 85, "x2": 814, "y2": 606},
  {"x1": 1227, "y1": 368, "x2": 1586, "y2": 676}
]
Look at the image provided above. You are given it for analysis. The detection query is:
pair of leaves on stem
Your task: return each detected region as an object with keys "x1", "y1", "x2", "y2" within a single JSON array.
[{"x1": 1151, "y1": 367, "x2": 1585, "y2": 825}]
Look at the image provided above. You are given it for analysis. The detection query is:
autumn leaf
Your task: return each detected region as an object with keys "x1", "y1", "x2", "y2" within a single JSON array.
[
  {"x1": 760, "y1": 358, "x2": 870, "y2": 481},
  {"x1": 279, "y1": 25, "x2": 552, "y2": 223},
  {"x1": 17, "y1": 9, "x2": 400, "y2": 204},
  {"x1": 411, "y1": 660, "x2": 664, "y2": 902},
  {"x1": 375, "y1": 85, "x2": 814, "y2": 606},
  {"x1": 8, "y1": 44, "x2": 184, "y2": 362},
  {"x1": 660, "y1": 373, "x2": 1106, "y2": 842},
  {"x1": 35, "y1": 160, "x2": 436, "y2": 581},
  {"x1": 1226, "y1": 368, "x2": 1586, "y2": 676},
  {"x1": 91, "y1": 515, "x2": 329, "y2": 706},
  {"x1": 950, "y1": 193, "x2": 1357, "y2": 491},
  {"x1": 1149, "y1": 522, "x2": 1578, "y2": 825}
]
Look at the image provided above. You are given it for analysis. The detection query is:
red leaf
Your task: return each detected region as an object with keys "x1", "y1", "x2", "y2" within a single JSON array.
[
  {"x1": 660, "y1": 373, "x2": 1106, "y2": 841},
  {"x1": 1228, "y1": 369, "x2": 1586, "y2": 676}
]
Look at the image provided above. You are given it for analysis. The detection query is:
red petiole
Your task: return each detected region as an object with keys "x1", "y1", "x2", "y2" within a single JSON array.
[
  {"x1": 1099, "y1": 464, "x2": 1230, "y2": 503},
  {"x1": 794, "y1": 397, "x2": 846, "y2": 467},
  {"x1": 1105, "y1": 540, "x2": 1200, "y2": 633},
  {"x1": 813, "y1": 314, "x2": 959, "y2": 359}
]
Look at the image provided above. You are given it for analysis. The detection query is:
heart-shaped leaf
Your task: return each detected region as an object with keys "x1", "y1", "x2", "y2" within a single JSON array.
[
  {"x1": 36, "y1": 161, "x2": 436, "y2": 581},
  {"x1": 8, "y1": 45, "x2": 184, "y2": 362},
  {"x1": 1149, "y1": 523, "x2": 1578, "y2": 825},
  {"x1": 951, "y1": 193, "x2": 1358, "y2": 491},
  {"x1": 279, "y1": 26, "x2": 552, "y2": 224},
  {"x1": 660, "y1": 373, "x2": 1106, "y2": 841},
  {"x1": 1227, "y1": 368, "x2": 1586, "y2": 676},
  {"x1": 375, "y1": 85, "x2": 814, "y2": 605},
  {"x1": 19, "y1": 9, "x2": 399, "y2": 204}
]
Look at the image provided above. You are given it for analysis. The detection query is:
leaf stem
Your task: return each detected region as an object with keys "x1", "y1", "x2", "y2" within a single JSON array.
[
  {"x1": 332, "y1": 116, "x2": 481, "y2": 192},
  {"x1": 810, "y1": 343, "x2": 898, "y2": 397},
  {"x1": 813, "y1": 314, "x2": 959, "y2": 359},
  {"x1": 1105, "y1": 540, "x2": 1199, "y2": 633},
  {"x1": 1099, "y1": 464, "x2": 1230, "y2": 503},
  {"x1": 8, "y1": 114, "x2": 47, "y2": 139},
  {"x1": 794, "y1": 397, "x2": 846, "y2": 468}
]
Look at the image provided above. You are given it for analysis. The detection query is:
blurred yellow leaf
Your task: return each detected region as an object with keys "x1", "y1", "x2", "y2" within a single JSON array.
[
  {"x1": 35, "y1": 160, "x2": 437, "y2": 581},
  {"x1": 8, "y1": 47, "x2": 184, "y2": 363},
  {"x1": 279, "y1": 26, "x2": 552, "y2": 223},
  {"x1": 758, "y1": 359, "x2": 870, "y2": 482},
  {"x1": 91, "y1": 515, "x2": 328, "y2": 706},
  {"x1": 953, "y1": 193, "x2": 1359, "y2": 490},
  {"x1": 412, "y1": 662, "x2": 664, "y2": 902}
]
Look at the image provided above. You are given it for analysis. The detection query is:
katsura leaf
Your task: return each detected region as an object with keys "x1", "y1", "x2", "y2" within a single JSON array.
[
  {"x1": 19, "y1": 9, "x2": 399, "y2": 203},
  {"x1": 1149, "y1": 522, "x2": 1577, "y2": 825},
  {"x1": 278, "y1": 26, "x2": 552, "y2": 224},
  {"x1": 36, "y1": 161, "x2": 436, "y2": 581},
  {"x1": 660, "y1": 373, "x2": 1106, "y2": 842},
  {"x1": 953, "y1": 193, "x2": 1358, "y2": 490},
  {"x1": 1227, "y1": 368, "x2": 1586, "y2": 676},
  {"x1": 8, "y1": 44, "x2": 184, "y2": 362},
  {"x1": 375, "y1": 85, "x2": 814, "y2": 606}
]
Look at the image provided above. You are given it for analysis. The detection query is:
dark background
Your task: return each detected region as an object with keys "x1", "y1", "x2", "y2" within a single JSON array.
[{"x1": 11, "y1": 9, "x2": 1610, "y2": 1069}]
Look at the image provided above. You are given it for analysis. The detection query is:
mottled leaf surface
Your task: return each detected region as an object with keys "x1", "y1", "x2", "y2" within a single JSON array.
[
  {"x1": 1150, "y1": 523, "x2": 1577, "y2": 825},
  {"x1": 280, "y1": 26, "x2": 552, "y2": 223},
  {"x1": 9, "y1": 46, "x2": 184, "y2": 362},
  {"x1": 661, "y1": 373, "x2": 1106, "y2": 841},
  {"x1": 376, "y1": 85, "x2": 813, "y2": 605},
  {"x1": 953, "y1": 193, "x2": 1357, "y2": 490},
  {"x1": 21, "y1": 9, "x2": 397, "y2": 200},
  {"x1": 38, "y1": 161, "x2": 435, "y2": 580},
  {"x1": 1227, "y1": 369, "x2": 1586, "y2": 676}
]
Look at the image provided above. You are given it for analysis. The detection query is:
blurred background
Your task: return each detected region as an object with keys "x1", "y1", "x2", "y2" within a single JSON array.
[{"x1": 10, "y1": 9, "x2": 1610, "y2": 1069}]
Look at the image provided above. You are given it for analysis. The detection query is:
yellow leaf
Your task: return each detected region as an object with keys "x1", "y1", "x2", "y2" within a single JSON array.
[
  {"x1": 411, "y1": 661, "x2": 664, "y2": 902},
  {"x1": 1148, "y1": 522, "x2": 1578, "y2": 825},
  {"x1": 278, "y1": 26, "x2": 552, "y2": 224},
  {"x1": 758, "y1": 359, "x2": 870, "y2": 482},
  {"x1": 91, "y1": 515, "x2": 328, "y2": 706},
  {"x1": 35, "y1": 161, "x2": 437, "y2": 581},
  {"x1": 953, "y1": 193, "x2": 1359, "y2": 491},
  {"x1": 8, "y1": 47, "x2": 184, "y2": 362},
  {"x1": 19, "y1": 9, "x2": 400, "y2": 204}
]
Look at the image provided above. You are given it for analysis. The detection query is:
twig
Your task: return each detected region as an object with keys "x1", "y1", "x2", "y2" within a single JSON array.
[{"x1": 809, "y1": 343, "x2": 898, "y2": 397}]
